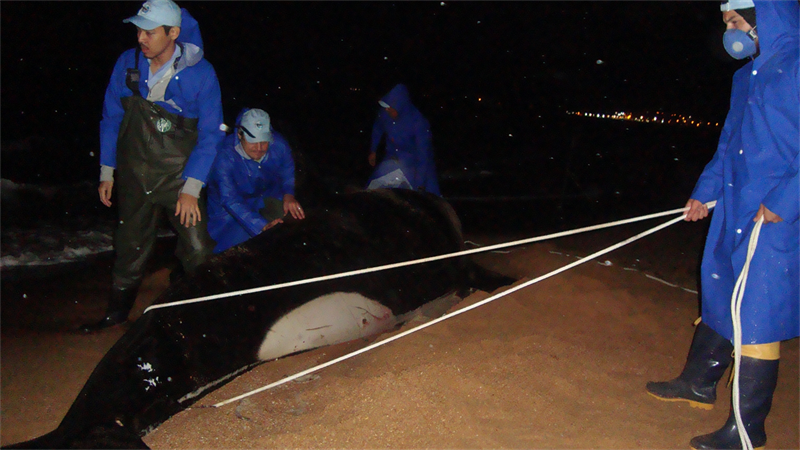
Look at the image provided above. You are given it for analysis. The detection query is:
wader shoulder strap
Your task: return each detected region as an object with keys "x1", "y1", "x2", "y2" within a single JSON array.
[{"x1": 126, "y1": 48, "x2": 142, "y2": 97}]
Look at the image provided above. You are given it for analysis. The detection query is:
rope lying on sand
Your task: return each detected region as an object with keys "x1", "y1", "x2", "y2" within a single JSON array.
[
  {"x1": 211, "y1": 201, "x2": 716, "y2": 407},
  {"x1": 145, "y1": 202, "x2": 715, "y2": 314}
]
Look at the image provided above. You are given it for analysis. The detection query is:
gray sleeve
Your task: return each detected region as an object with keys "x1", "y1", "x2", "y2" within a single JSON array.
[
  {"x1": 180, "y1": 177, "x2": 204, "y2": 198},
  {"x1": 100, "y1": 165, "x2": 115, "y2": 182}
]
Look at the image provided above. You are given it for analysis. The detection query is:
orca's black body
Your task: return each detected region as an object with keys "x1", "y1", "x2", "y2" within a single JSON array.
[{"x1": 6, "y1": 189, "x2": 513, "y2": 449}]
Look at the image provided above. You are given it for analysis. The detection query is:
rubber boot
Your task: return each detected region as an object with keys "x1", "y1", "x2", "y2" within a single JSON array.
[
  {"x1": 78, "y1": 287, "x2": 139, "y2": 333},
  {"x1": 690, "y1": 356, "x2": 779, "y2": 450},
  {"x1": 646, "y1": 321, "x2": 733, "y2": 409}
]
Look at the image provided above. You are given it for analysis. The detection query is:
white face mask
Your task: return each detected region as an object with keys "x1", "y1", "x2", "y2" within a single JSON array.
[{"x1": 723, "y1": 27, "x2": 758, "y2": 60}]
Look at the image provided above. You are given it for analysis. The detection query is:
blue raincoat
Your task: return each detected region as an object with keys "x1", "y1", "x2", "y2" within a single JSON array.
[
  {"x1": 691, "y1": 0, "x2": 799, "y2": 344},
  {"x1": 368, "y1": 84, "x2": 441, "y2": 195},
  {"x1": 206, "y1": 114, "x2": 297, "y2": 254},
  {"x1": 99, "y1": 8, "x2": 224, "y2": 185}
]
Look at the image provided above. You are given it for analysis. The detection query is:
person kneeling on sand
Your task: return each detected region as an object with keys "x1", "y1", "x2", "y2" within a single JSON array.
[{"x1": 206, "y1": 108, "x2": 305, "y2": 254}]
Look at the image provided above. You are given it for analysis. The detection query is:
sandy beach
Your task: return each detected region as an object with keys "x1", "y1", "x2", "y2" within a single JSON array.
[{"x1": 1, "y1": 218, "x2": 798, "y2": 449}]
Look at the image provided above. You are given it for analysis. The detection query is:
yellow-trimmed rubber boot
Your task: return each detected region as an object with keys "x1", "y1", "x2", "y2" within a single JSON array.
[
  {"x1": 689, "y1": 354, "x2": 779, "y2": 450},
  {"x1": 646, "y1": 321, "x2": 733, "y2": 410}
]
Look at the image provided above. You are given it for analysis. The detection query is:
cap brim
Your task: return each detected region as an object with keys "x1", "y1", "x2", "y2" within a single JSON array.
[
  {"x1": 123, "y1": 15, "x2": 164, "y2": 31},
  {"x1": 720, "y1": 0, "x2": 755, "y2": 12},
  {"x1": 243, "y1": 132, "x2": 273, "y2": 144}
]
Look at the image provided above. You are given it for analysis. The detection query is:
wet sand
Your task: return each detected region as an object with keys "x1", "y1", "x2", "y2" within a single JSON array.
[{"x1": 1, "y1": 219, "x2": 798, "y2": 449}]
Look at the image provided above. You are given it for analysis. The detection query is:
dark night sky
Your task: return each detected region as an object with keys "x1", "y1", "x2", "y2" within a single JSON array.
[{"x1": 1, "y1": 1, "x2": 744, "y2": 182}]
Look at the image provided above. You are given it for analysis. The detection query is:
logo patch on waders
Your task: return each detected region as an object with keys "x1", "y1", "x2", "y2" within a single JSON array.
[{"x1": 156, "y1": 117, "x2": 173, "y2": 133}]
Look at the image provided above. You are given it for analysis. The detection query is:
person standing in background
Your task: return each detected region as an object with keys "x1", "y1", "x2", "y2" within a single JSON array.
[{"x1": 367, "y1": 84, "x2": 441, "y2": 195}]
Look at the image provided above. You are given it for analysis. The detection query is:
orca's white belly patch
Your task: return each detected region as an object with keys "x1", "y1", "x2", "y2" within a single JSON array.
[{"x1": 258, "y1": 292, "x2": 396, "y2": 361}]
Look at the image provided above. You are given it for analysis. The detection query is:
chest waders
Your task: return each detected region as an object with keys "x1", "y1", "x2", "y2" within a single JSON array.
[{"x1": 112, "y1": 52, "x2": 214, "y2": 292}]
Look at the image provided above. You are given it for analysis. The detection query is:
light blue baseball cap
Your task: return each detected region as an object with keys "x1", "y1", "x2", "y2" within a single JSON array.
[
  {"x1": 123, "y1": 0, "x2": 182, "y2": 30},
  {"x1": 720, "y1": 0, "x2": 754, "y2": 12},
  {"x1": 239, "y1": 109, "x2": 273, "y2": 144}
]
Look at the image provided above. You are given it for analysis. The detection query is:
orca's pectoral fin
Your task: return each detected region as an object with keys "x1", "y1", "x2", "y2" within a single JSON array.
[{"x1": 463, "y1": 261, "x2": 517, "y2": 296}]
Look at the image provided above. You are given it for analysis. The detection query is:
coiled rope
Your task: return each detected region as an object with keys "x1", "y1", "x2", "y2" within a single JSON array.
[
  {"x1": 211, "y1": 201, "x2": 715, "y2": 407},
  {"x1": 731, "y1": 216, "x2": 764, "y2": 450}
]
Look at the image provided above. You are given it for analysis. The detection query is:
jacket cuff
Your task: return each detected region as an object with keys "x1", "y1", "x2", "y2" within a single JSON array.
[
  {"x1": 181, "y1": 177, "x2": 204, "y2": 198},
  {"x1": 100, "y1": 165, "x2": 115, "y2": 182}
]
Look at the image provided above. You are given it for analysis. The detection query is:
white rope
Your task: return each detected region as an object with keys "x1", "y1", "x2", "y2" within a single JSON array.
[
  {"x1": 731, "y1": 216, "x2": 764, "y2": 450},
  {"x1": 144, "y1": 203, "x2": 714, "y2": 314},
  {"x1": 211, "y1": 203, "x2": 715, "y2": 408}
]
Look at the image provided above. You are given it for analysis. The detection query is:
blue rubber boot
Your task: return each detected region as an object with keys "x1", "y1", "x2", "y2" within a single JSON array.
[
  {"x1": 689, "y1": 356, "x2": 779, "y2": 450},
  {"x1": 646, "y1": 322, "x2": 733, "y2": 410}
]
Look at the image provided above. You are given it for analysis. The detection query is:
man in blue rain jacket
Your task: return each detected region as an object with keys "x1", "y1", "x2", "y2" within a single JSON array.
[
  {"x1": 207, "y1": 108, "x2": 305, "y2": 254},
  {"x1": 367, "y1": 84, "x2": 441, "y2": 195},
  {"x1": 646, "y1": 1, "x2": 798, "y2": 448},
  {"x1": 81, "y1": 0, "x2": 224, "y2": 332}
]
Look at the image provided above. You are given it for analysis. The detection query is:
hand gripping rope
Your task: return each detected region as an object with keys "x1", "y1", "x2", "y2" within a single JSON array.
[{"x1": 184, "y1": 201, "x2": 715, "y2": 408}]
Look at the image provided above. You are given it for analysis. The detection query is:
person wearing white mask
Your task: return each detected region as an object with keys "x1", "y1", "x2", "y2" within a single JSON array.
[{"x1": 646, "y1": 1, "x2": 798, "y2": 448}]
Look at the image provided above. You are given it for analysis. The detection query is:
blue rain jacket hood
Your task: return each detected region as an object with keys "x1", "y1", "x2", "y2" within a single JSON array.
[
  {"x1": 691, "y1": 0, "x2": 798, "y2": 343},
  {"x1": 369, "y1": 84, "x2": 440, "y2": 195},
  {"x1": 99, "y1": 7, "x2": 224, "y2": 184},
  {"x1": 206, "y1": 110, "x2": 297, "y2": 253}
]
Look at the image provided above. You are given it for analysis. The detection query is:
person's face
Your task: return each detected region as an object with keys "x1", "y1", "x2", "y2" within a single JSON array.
[
  {"x1": 385, "y1": 107, "x2": 399, "y2": 120},
  {"x1": 239, "y1": 133, "x2": 270, "y2": 160},
  {"x1": 723, "y1": 10, "x2": 753, "y2": 33},
  {"x1": 137, "y1": 26, "x2": 179, "y2": 61}
]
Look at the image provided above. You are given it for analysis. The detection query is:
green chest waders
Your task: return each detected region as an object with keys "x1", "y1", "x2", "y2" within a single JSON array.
[{"x1": 111, "y1": 79, "x2": 214, "y2": 290}]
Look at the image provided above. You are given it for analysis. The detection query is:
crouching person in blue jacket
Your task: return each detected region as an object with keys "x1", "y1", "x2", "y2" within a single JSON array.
[{"x1": 207, "y1": 108, "x2": 305, "y2": 253}]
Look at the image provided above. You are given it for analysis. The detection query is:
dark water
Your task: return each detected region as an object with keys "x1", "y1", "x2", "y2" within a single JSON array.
[
  {"x1": 0, "y1": 115, "x2": 720, "y2": 280},
  {"x1": 441, "y1": 116, "x2": 719, "y2": 235}
]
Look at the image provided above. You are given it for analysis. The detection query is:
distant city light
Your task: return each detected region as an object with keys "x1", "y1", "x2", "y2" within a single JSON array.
[{"x1": 564, "y1": 110, "x2": 720, "y2": 128}]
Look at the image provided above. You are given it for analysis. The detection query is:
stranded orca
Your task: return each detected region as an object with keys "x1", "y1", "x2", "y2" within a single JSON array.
[{"x1": 6, "y1": 188, "x2": 514, "y2": 449}]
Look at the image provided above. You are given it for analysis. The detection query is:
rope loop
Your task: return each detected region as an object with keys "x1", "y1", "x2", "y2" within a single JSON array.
[{"x1": 730, "y1": 216, "x2": 764, "y2": 450}]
